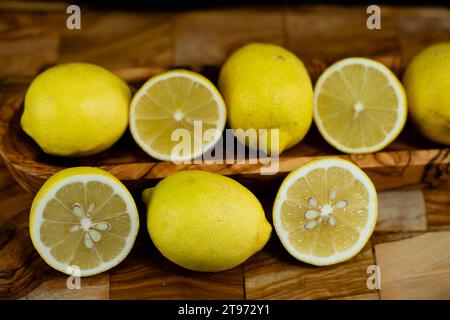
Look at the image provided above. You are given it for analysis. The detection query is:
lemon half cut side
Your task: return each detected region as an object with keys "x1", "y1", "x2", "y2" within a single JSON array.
[
  {"x1": 130, "y1": 70, "x2": 227, "y2": 162},
  {"x1": 273, "y1": 158, "x2": 377, "y2": 266},
  {"x1": 314, "y1": 58, "x2": 407, "y2": 154},
  {"x1": 29, "y1": 167, "x2": 139, "y2": 277}
]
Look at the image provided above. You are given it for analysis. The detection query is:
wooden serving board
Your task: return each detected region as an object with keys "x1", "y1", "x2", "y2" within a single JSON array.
[
  {"x1": 0, "y1": 2, "x2": 450, "y2": 300},
  {"x1": 1, "y1": 61, "x2": 449, "y2": 193}
]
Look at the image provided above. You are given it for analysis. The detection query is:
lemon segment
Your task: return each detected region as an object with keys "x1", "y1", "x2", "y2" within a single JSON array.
[
  {"x1": 314, "y1": 58, "x2": 407, "y2": 154},
  {"x1": 130, "y1": 70, "x2": 226, "y2": 162},
  {"x1": 273, "y1": 158, "x2": 377, "y2": 266},
  {"x1": 29, "y1": 167, "x2": 139, "y2": 277}
]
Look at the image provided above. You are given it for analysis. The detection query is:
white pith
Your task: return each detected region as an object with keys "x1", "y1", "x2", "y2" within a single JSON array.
[
  {"x1": 273, "y1": 158, "x2": 377, "y2": 266},
  {"x1": 354, "y1": 102, "x2": 364, "y2": 116},
  {"x1": 31, "y1": 174, "x2": 139, "y2": 277},
  {"x1": 313, "y1": 58, "x2": 406, "y2": 154},
  {"x1": 129, "y1": 71, "x2": 227, "y2": 162},
  {"x1": 173, "y1": 110, "x2": 184, "y2": 121}
]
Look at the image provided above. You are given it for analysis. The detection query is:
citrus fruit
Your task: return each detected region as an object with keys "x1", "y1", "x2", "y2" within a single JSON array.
[
  {"x1": 403, "y1": 42, "x2": 450, "y2": 145},
  {"x1": 273, "y1": 158, "x2": 377, "y2": 266},
  {"x1": 29, "y1": 167, "x2": 139, "y2": 277},
  {"x1": 130, "y1": 70, "x2": 226, "y2": 162},
  {"x1": 21, "y1": 63, "x2": 131, "y2": 156},
  {"x1": 143, "y1": 170, "x2": 272, "y2": 272},
  {"x1": 314, "y1": 58, "x2": 407, "y2": 153},
  {"x1": 219, "y1": 43, "x2": 313, "y2": 154}
]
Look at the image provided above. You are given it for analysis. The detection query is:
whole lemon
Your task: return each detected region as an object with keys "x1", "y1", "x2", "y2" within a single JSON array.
[
  {"x1": 403, "y1": 42, "x2": 450, "y2": 145},
  {"x1": 143, "y1": 170, "x2": 272, "y2": 272},
  {"x1": 21, "y1": 63, "x2": 131, "y2": 156},
  {"x1": 219, "y1": 43, "x2": 313, "y2": 154}
]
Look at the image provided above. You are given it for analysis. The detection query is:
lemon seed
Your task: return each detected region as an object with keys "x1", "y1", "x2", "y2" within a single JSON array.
[
  {"x1": 305, "y1": 210, "x2": 319, "y2": 220},
  {"x1": 335, "y1": 200, "x2": 348, "y2": 209},
  {"x1": 72, "y1": 204, "x2": 83, "y2": 218},
  {"x1": 304, "y1": 220, "x2": 317, "y2": 230}
]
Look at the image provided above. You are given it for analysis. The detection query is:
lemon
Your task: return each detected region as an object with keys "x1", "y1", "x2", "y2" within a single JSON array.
[
  {"x1": 130, "y1": 70, "x2": 226, "y2": 162},
  {"x1": 314, "y1": 58, "x2": 407, "y2": 153},
  {"x1": 29, "y1": 167, "x2": 139, "y2": 277},
  {"x1": 273, "y1": 158, "x2": 377, "y2": 266},
  {"x1": 219, "y1": 43, "x2": 313, "y2": 154},
  {"x1": 403, "y1": 42, "x2": 450, "y2": 145},
  {"x1": 143, "y1": 170, "x2": 272, "y2": 272},
  {"x1": 21, "y1": 63, "x2": 131, "y2": 156}
]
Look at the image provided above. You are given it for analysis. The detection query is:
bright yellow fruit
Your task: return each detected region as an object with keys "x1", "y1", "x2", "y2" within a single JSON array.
[
  {"x1": 219, "y1": 43, "x2": 313, "y2": 154},
  {"x1": 314, "y1": 58, "x2": 407, "y2": 154},
  {"x1": 130, "y1": 70, "x2": 226, "y2": 162},
  {"x1": 29, "y1": 167, "x2": 139, "y2": 277},
  {"x1": 273, "y1": 158, "x2": 377, "y2": 266},
  {"x1": 403, "y1": 42, "x2": 450, "y2": 145},
  {"x1": 143, "y1": 170, "x2": 272, "y2": 272},
  {"x1": 21, "y1": 63, "x2": 131, "y2": 156}
]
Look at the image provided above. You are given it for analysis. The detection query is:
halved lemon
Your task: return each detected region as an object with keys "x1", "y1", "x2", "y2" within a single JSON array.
[
  {"x1": 273, "y1": 158, "x2": 377, "y2": 266},
  {"x1": 130, "y1": 70, "x2": 226, "y2": 162},
  {"x1": 29, "y1": 167, "x2": 139, "y2": 277},
  {"x1": 314, "y1": 58, "x2": 407, "y2": 154}
]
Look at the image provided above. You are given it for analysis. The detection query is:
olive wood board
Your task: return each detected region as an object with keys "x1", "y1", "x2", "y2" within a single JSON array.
[
  {"x1": 1, "y1": 2, "x2": 450, "y2": 300},
  {"x1": 0, "y1": 61, "x2": 449, "y2": 194}
]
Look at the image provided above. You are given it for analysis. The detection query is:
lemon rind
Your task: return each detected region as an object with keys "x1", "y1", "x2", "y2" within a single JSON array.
[
  {"x1": 273, "y1": 158, "x2": 377, "y2": 266},
  {"x1": 29, "y1": 168, "x2": 139, "y2": 277},
  {"x1": 313, "y1": 58, "x2": 407, "y2": 154},
  {"x1": 129, "y1": 70, "x2": 227, "y2": 162}
]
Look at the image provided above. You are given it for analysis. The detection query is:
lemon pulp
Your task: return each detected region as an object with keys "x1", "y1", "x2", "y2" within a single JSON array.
[
  {"x1": 314, "y1": 58, "x2": 406, "y2": 154},
  {"x1": 273, "y1": 158, "x2": 377, "y2": 266},
  {"x1": 30, "y1": 168, "x2": 139, "y2": 276},
  {"x1": 130, "y1": 70, "x2": 226, "y2": 162}
]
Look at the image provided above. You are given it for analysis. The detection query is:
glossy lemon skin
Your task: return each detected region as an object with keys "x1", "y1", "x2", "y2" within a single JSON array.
[
  {"x1": 219, "y1": 43, "x2": 313, "y2": 154},
  {"x1": 144, "y1": 170, "x2": 272, "y2": 272},
  {"x1": 21, "y1": 63, "x2": 131, "y2": 156},
  {"x1": 403, "y1": 42, "x2": 450, "y2": 145}
]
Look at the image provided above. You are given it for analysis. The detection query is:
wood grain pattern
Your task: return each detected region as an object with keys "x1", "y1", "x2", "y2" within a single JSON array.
[
  {"x1": 0, "y1": 1, "x2": 68, "y2": 12},
  {"x1": 1, "y1": 69, "x2": 449, "y2": 193},
  {"x1": 244, "y1": 240, "x2": 377, "y2": 300},
  {"x1": 59, "y1": 11, "x2": 174, "y2": 69},
  {"x1": 396, "y1": 6, "x2": 450, "y2": 63},
  {"x1": 376, "y1": 190, "x2": 427, "y2": 232},
  {"x1": 332, "y1": 292, "x2": 380, "y2": 300},
  {"x1": 0, "y1": 11, "x2": 63, "y2": 77},
  {"x1": 0, "y1": 2, "x2": 449, "y2": 300},
  {"x1": 24, "y1": 273, "x2": 110, "y2": 300},
  {"x1": 0, "y1": 212, "x2": 50, "y2": 299},
  {"x1": 174, "y1": 8, "x2": 284, "y2": 66},
  {"x1": 371, "y1": 231, "x2": 426, "y2": 246},
  {"x1": 375, "y1": 232, "x2": 450, "y2": 300},
  {"x1": 286, "y1": 6, "x2": 401, "y2": 62},
  {"x1": 424, "y1": 188, "x2": 450, "y2": 231},
  {"x1": 109, "y1": 240, "x2": 244, "y2": 300}
]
